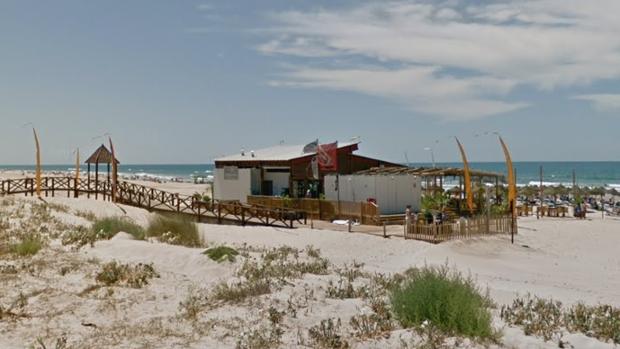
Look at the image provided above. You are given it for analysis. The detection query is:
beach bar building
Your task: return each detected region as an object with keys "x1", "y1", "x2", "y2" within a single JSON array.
[{"x1": 213, "y1": 140, "x2": 401, "y2": 202}]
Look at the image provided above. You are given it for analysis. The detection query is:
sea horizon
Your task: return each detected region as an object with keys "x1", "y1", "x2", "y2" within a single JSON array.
[{"x1": 2, "y1": 161, "x2": 619, "y2": 188}]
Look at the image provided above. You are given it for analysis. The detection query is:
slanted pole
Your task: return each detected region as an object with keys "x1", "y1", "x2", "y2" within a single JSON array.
[
  {"x1": 87, "y1": 163, "x2": 91, "y2": 198},
  {"x1": 95, "y1": 162, "x2": 99, "y2": 200}
]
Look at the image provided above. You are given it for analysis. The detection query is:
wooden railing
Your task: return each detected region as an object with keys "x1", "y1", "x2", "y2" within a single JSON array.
[
  {"x1": 0, "y1": 177, "x2": 305, "y2": 228},
  {"x1": 247, "y1": 195, "x2": 381, "y2": 225},
  {"x1": 404, "y1": 214, "x2": 515, "y2": 243}
]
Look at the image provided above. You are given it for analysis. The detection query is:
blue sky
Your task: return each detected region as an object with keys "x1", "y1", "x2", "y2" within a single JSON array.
[{"x1": 1, "y1": 0, "x2": 619, "y2": 164}]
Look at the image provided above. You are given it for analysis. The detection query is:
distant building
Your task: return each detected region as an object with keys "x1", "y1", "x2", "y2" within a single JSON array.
[{"x1": 213, "y1": 140, "x2": 401, "y2": 202}]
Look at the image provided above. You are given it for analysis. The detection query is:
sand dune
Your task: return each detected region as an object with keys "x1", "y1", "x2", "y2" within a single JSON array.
[{"x1": 1, "y1": 196, "x2": 619, "y2": 348}]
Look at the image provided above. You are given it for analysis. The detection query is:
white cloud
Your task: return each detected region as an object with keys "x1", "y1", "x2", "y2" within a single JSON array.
[
  {"x1": 573, "y1": 94, "x2": 620, "y2": 112},
  {"x1": 271, "y1": 66, "x2": 526, "y2": 120},
  {"x1": 260, "y1": 0, "x2": 620, "y2": 120},
  {"x1": 197, "y1": 4, "x2": 212, "y2": 11}
]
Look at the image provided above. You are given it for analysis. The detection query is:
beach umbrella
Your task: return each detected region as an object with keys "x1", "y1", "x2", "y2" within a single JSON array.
[
  {"x1": 455, "y1": 137, "x2": 473, "y2": 213},
  {"x1": 32, "y1": 128, "x2": 42, "y2": 198}
]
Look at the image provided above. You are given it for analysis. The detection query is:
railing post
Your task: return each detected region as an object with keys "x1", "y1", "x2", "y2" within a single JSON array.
[
  {"x1": 217, "y1": 202, "x2": 222, "y2": 224},
  {"x1": 176, "y1": 193, "x2": 180, "y2": 212},
  {"x1": 241, "y1": 207, "x2": 245, "y2": 226}
]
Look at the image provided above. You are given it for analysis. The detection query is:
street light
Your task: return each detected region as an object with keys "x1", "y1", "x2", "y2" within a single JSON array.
[{"x1": 424, "y1": 147, "x2": 436, "y2": 168}]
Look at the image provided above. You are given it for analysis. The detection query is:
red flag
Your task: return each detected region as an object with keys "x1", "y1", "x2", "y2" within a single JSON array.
[{"x1": 318, "y1": 142, "x2": 338, "y2": 172}]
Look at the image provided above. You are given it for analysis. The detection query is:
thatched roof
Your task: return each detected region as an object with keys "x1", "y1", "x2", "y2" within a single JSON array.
[
  {"x1": 354, "y1": 166, "x2": 503, "y2": 179},
  {"x1": 85, "y1": 145, "x2": 119, "y2": 164}
]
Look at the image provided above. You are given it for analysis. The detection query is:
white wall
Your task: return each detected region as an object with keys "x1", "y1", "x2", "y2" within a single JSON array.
[
  {"x1": 214, "y1": 167, "x2": 252, "y2": 203},
  {"x1": 264, "y1": 171, "x2": 290, "y2": 196},
  {"x1": 324, "y1": 174, "x2": 421, "y2": 215}
]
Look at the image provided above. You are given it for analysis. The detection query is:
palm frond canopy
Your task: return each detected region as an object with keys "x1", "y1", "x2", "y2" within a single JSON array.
[{"x1": 85, "y1": 145, "x2": 120, "y2": 164}]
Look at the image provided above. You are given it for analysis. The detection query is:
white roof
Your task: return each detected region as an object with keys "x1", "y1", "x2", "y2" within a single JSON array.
[{"x1": 215, "y1": 140, "x2": 360, "y2": 162}]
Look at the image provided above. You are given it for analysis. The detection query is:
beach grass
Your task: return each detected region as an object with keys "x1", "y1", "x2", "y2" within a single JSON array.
[
  {"x1": 92, "y1": 217, "x2": 145, "y2": 240},
  {"x1": 390, "y1": 265, "x2": 494, "y2": 340},
  {"x1": 10, "y1": 235, "x2": 43, "y2": 257},
  {"x1": 147, "y1": 214, "x2": 201, "y2": 247}
]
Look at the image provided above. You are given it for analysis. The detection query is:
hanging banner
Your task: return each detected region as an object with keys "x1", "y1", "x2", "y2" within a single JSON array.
[
  {"x1": 455, "y1": 137, "x2": 474, "y2": 212},
  {"x1": 499, "y1": 136, "x2": 516, "y2": 212},
  {"x1": 318, "y1": 142, "x2": 338, "y2": 172},
  {"x1": 33, "y1": 128, "x2": 42, "y2": 198},
  {"x1": 310, "y1": 156, "x2": 319, "y2": 179},
  {"x1": 109, "y1": 137, "x2": 117, "y2": 202}
]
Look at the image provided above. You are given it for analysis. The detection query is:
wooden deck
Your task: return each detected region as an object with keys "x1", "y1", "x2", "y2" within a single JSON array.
[{"x1": 0, "y1": 177, "x2": 306, "y2": 228}]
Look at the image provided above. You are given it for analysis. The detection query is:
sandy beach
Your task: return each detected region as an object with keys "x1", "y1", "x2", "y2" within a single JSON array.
[{"x1": 1, "y1": 190, "x2": 619, "y2": 348}]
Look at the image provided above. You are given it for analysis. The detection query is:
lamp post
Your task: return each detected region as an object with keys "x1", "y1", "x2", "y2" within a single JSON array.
[{"x1": 424, "y1": 147, "x2": 436, "y2": 168}]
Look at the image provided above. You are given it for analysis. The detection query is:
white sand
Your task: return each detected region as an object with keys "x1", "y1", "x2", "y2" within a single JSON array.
[{"x1": 1, "y1": 195, "x2": 619, "y2": 348}]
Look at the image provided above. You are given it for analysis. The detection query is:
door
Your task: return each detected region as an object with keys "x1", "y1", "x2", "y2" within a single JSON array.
[{"x1": 261, "y1": 180, "x2": 273, "y2": 196}]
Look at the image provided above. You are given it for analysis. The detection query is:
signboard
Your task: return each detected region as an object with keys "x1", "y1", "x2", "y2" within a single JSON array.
[
  {"x1": 223, "y1": 166, "x2": 239, "y2": 180},
  {"x1": 318, "y1": 142, "x2": 338, "y2": 172}
]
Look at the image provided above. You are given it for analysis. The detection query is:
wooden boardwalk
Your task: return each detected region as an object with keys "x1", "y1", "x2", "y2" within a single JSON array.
[{"x1": 0, "y1": 177, "x2": 306, "y2": 228}]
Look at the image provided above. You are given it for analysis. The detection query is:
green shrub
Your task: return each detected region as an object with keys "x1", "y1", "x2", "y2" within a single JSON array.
[
  {"x1": 203, "y1": 245, "x2": 239, "y2": 262},
  {"x1": 147, "y1": 214, "x2": 201, "y2": 247},
  {"x1": 390, "y1": 265, "x2": 494, "y2": 340},
  {"x1": 92, "y1": 217, "x2": 145, "y2": 240},
  {"x1": 10, "y1": 235, "x2": 43, "y2": 257}
]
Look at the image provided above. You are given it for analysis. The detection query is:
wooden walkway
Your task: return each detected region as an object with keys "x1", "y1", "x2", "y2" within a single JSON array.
[{"x1": 0, "y1": 177, "x2": 306, "y2": 228}]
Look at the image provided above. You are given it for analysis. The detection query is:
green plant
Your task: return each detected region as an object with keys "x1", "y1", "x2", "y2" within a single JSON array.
[
  {"x1": 203, "y1": 245, "x2": 239, "y2": 263},
  {"x1": 95, "y1": 260, "x2": 159, "y2": 288},
  {"x1": 147, "y1": 214, "x2": 201, "y2": 247},
  {"x1": 10, "y1": 235, "x2": 43, "y2": 257},
  {"x1": 390, "y1": 265, "x2": 494, "y2": 340}
]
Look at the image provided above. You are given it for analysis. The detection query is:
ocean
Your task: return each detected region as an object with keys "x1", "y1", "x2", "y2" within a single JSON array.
[{"x1": 1, "y1": 162, "x2": 619, "y2": 188}]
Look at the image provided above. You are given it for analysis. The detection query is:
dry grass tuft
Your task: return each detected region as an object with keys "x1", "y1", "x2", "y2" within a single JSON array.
[
  {"x1": 308, "y1": 318, "x2": 350, "y2": 349},
  {"x1": 95, "y1": 260, "x2": 159, "y2": 288}
]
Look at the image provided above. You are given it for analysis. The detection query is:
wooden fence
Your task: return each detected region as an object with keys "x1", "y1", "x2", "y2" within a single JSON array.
[
  {"x1": 404, "y1": 214, "x2": 515, "y2": 243},
  {"x1": 0, "y1": 177, "x2": 306, "y2": 228},
  {"x1": 247, "y1": 195, "x2": 380, "y2": 225}
]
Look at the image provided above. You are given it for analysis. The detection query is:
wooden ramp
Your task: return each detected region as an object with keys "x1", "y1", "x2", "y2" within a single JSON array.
[{"x1": 0, "y1": 177, "x2": 306, "y2": 228}]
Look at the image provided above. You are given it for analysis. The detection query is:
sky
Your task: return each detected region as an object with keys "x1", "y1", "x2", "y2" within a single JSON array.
[{"x1": 1, "y1": 0, "x2": 619, "y2": 164}]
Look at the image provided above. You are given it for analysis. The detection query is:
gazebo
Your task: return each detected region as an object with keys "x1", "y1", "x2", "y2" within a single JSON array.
[{"x1": 85, "y1": 145, "x2": 119, "y2": 200}]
